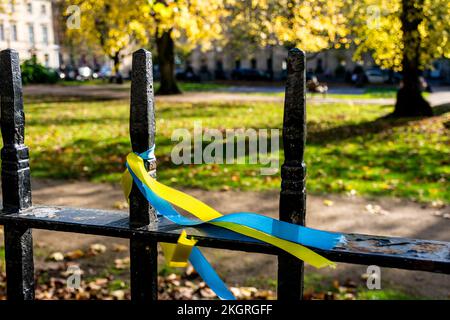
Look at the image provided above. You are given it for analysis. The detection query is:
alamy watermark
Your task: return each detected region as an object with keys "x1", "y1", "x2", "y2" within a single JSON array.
[
  {"x1": 66, "y1": 265, "x2": 82, "y2": 290},
  {"x1": 366, "y1": 265, "x2": 381, "y2": 290},
  {"x1": 171, "y1": 121, "x2": 280, "y2": 175},
  {"x1": 66, "y1": 5, "x2": 81, "y2": 30},
  {"x1": 366, "y1": 5, "x2": 381, "y2": 30}
]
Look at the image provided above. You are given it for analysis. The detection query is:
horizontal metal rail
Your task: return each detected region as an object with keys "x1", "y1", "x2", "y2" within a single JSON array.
[{"x1": 1, "y1": 205, "x2": 448, "y2": 274}]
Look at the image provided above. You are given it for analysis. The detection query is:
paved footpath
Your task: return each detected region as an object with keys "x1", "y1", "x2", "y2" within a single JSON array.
[{"x1": 23, "y1": 84, "x2": 450, "y2": 106}]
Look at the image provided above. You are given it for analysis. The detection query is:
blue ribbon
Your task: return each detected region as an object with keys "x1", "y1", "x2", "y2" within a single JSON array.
[
  {"x1": 189, "y1": 247, "x2": 236, "y2": 300},
  {"x1": 130, "y1": 167, "x2": 341, "y2": 250}
]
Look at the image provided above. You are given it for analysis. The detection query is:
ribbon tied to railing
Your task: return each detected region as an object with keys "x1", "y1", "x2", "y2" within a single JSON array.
[{"x1": 122, "y1": 146, "x2": 343, "y2": 300}]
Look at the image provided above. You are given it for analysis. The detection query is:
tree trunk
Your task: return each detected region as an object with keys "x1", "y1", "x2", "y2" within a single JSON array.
[
  {"x1": 156, "y1": 30, "x2": 181, "y2": 95},
  {"x1": 393, "y1": 0, "x2": 432, "y2": 117},
  {"x1": 110, "y1": 52, "x2": 123, "y2": 84},
  {"x1": 112, "y1": 52, "x2": 120, "y2": 75}
]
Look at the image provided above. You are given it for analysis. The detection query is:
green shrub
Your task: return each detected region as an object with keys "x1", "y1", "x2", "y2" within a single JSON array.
[{"x1": 21, "y1": 57, "x2": 59, "y2": 84}]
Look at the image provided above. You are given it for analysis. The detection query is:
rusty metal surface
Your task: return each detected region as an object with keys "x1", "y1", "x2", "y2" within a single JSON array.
[{"x1": 334, "y1": 234, "x2": 450, "y2": 267}]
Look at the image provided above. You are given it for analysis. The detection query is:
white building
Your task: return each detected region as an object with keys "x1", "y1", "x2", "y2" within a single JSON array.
[
  {"x1": 0, "y1": 0, "x2": 59, "y2": 68},
  {"x1": 188, "y1": 44, "x2": 450, "y2": 83},
  {"x1": 188, "y1": 45, "x2": 372, "y2": 81}
]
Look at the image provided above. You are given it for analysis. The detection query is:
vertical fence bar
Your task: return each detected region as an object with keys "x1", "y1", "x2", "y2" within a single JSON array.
[
  {"x1": 0, "y1": 49, "x2": 35, "y2": 300},
  {"x1": 277, "y1": 48, "x2": 306, "y2": 300},
  {"x1": 129, "y1": 49, "x2": 158, "y2": 302}
]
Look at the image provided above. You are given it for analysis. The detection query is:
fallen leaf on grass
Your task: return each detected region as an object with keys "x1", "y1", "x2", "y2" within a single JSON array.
[
  {"x1": 254, "y1": 290, "x2": 276, "y2": 300},
  {"x1": 231, "y1": 175, "x2": 240, "y2": 182},
  {"x1": 88, "y1": 243, "x2": 107, "y2": 256},
  {"x1": 87, "y1": 281, "x2": 102, "y2": 292},
  {"x1": 166, "y1": 273, "x2": 179, "y2": 283},
  {"x1": 48, "y1": 252, "x2": 65, "y2": 262},
  {"x1": 343, "y1": 293, "x2": 356, "y2": 300},
  {"x1": 365, "y1": 204, "x2": 389, "y2": 215},
  {"x1": 94, "y1": 278, "x2": 109, "y2": 286},
  {"x1": 200, "y1": 288, "x2": 216, "y2": 298},
  {"x1": 60, "y1": 264, "x2": 83, "y2": 277},
  {"x1": 229, "y1": 286, "x2": 277, "y2": 300},
  {"x1": 431, "y1": 200, "x2": 445, "y2": 209},
  {"x1": 185, "y1": 265, "x2": 198, "y2": 278},
  {"x1": 65, "y1": 249, "x2": 85, "y2": 260},
  {"x1": 174, "y1": 287, "x2": 194, "y2": 300},
  {"x1": 112, "y1": 244, "x2": 128, "y2": 252},
  {"x1": 111, "y1": 290, "x2": 126, "y2": 300},
  {"x1": 113, "y1": 201, "x2": 129, "y2": 210},
  {"x1": 114, "y1": 257, "x2": 130, "y2": 269}
]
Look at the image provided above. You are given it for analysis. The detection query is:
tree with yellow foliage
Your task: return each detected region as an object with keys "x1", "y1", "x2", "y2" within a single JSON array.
[
  {"x1": 140, "y1": 0, "x2": 226, "y2": 94},
  {"x1": 64, "y1": 0, "x2": 226, "y2": 92},
  {"x1": 271, "y1": 0, "x2": 350, "y2": 52},
  {"x1": 222, "y1": 0, "x2": 349, "y2": 58},
  {"x1": 64, "y1": 0, "x2": 148, "y2": 82},
  {"x1": 214, "y1": 1, "x2": 270, "y2": 67},
  {"x1": 352, "y1": 0, "x2": 450, "y2": 117},
  {"x1": 231, "y1": 0, "x2": 449, "y2": 117}
]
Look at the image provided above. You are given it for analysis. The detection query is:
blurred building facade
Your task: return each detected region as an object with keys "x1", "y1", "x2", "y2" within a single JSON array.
[
  {"x1": 0, "y1": 0, "x2": 59, "y2": 68},
  {"x1": 187, "y1": 45, "x2": 450, "y2": 83},
  {"x1": 188, "y1": 45, "x2": 377, "y2": 81}
]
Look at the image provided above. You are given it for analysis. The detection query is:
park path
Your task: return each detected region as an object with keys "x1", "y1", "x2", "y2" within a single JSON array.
[
  {"x1": 23, "y1": 84, "x2": 450, "y2": 106},
  {"x1": 9, "y1": 178, "x2": 449, "y2": 299}
]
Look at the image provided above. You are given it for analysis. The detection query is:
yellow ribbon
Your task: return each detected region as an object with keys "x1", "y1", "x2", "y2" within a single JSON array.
[
  {"x1": 123, "y1": 152, "x2": 335, "y2": 269},
  {"x1": 161, "y1": 231, "x2": 197, "y2": 268}
]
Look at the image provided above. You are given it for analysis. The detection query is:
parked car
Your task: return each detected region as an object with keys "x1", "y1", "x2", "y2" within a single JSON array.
[
  {"x1": 350, "y1": 65, "x2": 368, "y2": 86},
  {"x1": 58, "y1": 66, "x2": 77, "y2": 81},
  {"x1": 365, "y1": 68, "x2": 389, "y2": 84},
  {"x1": 57, "y1": 70, "x2": 67, "y2": 80},
  {"x1": 231, "y1": 68, "x2": 271, "y2": 81},
  {"x1": 77, "y1": 66, "x2": 93, "y2": 81},
  {"x1": 95, "y1": 65, "x2": 112, "y2": 79}
]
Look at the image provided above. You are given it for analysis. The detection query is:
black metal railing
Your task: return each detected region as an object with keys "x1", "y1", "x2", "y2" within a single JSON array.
[{"x1": 0, "y1": 48, "x2": 448, "y2": 301}]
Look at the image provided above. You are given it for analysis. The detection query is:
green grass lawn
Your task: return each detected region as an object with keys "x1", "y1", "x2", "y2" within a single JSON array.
[
  {"x1": 329, "y1": 88, "x2": 430, "y2": 100},
  {"x1": 10, "y1": 97, "x2": 449, "y2": 203}
]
